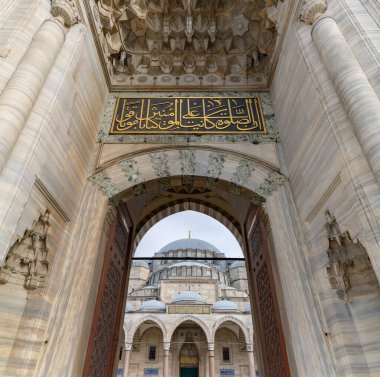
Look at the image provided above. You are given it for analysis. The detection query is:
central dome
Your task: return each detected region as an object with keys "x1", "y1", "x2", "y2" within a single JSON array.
[{"x1": 158, "y1": 238, "x2": 221, "y2": 253}]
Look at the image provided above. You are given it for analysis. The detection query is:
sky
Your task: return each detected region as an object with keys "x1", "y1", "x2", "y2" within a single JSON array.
[{"x1": 134, "y1": 210, "x2": 243, "y2": 258}]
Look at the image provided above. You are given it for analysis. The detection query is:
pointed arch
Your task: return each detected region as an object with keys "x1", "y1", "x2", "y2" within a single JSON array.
[
  {"x1": 212, "y1": 315, "x2": 251, "y2": 344},
  {"x1": 124, "y1": 314, "x2": 167, "y2": 344},
  {"x1": 167, "y1": 315, "x2": 211, "y2": 343}
]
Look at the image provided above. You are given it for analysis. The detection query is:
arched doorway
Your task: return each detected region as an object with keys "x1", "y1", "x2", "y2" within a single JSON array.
[
  {"x1": 178, "y1": 330, "x2": 200, "y2": 377},
  {"x1": 82, "y1": 171, "x2": 292, "y2": 377}
]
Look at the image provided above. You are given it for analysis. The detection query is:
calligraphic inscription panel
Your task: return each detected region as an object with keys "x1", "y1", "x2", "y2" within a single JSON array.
[{"x1": 110, "y1": 97, "x2": 266, "y2": 134}]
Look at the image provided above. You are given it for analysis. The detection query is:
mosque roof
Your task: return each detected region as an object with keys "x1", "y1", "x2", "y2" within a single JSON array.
[
  {"x1": 158, "y1": 238, "x2": 221, "y2": 253},
  {"x1": 230, "y1": 260, "x2": 246, "y2": 268},
  {"x1": 212, "y1": 300, "x2": 239, "y2": 311},
  {"x1": 139, "y1": 299, "x2": 166, "y2": 311},
  {"x1": 172, "y1": 291, "x2": 206, "y2": 303},
  {"x1": 132, "y1": 260, "x2": 150, "y2": 268}
]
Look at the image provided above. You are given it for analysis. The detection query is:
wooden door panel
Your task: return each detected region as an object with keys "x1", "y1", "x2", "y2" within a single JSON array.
[
  {"x1": 245, "y1": 207, "x2": 291, "y2": 377},
  {"x1": 83, "y1": 204, "x2": 132, "y2": 377}
]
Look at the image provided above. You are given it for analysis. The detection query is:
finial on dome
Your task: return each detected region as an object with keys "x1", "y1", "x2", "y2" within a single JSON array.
[{"x1": 188, "y1": 230, "x2": 191, "y2": 239}]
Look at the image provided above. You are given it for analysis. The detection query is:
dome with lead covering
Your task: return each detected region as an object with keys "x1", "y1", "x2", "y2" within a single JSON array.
[
  {"x1": 170, "y1": 261, "x2": 209, "y2": 268},
  {"x1": 158, "y1": 238, "x2": 221, "y2": 253},
  {"x1": 212, "y1": 300, "x2": 239, "y2": 312},
  {"x1": 172, "y1": 291, "x2": 206, "y2": 303},
  {"x1": 139, "y1": 299, "x2": 166, "y2": 311}
]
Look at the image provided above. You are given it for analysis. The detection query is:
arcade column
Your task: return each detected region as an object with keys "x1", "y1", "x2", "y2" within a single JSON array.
[
  {"x1": 163, "y1": 342, "x2": 171, "y2": 377},
  {"x1": 246, "y1": 343, "x2": 256, "y2": 377},
  {"x1": 0, "y1": 0, "x2": 78, "y2": 173},
  {"x1": 122, "y1": 343, "x2": 132, "y2": 377},
  {"x1": 208, "y1": 343, "x2": 216, "y2": 377}
]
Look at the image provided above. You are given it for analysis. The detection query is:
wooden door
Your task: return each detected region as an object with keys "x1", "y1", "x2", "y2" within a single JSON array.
[
  {"x1": 245, "y1": 206, "x2": 291, "y2": 377},
  {"x1": 83, "y1": 204, "x2": 133, "y2": 377}
]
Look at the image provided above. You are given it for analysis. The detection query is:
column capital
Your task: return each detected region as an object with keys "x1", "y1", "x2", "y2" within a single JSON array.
[
  {"x1": 124, "y1": 342, "x2": 133, "y2": 351},
  {"x1": 246, "y1": 343, "x2": 254, "y2": 352},
  {"x1": 208, "y1": 342, "x2": 215, "y2": 351},
  {"x1": 51, "y1": 0, "x2": 79, "y2": 28},
  {"x1": 163, "y1": 342, "x2": 171, "y2": 351},
  {"x1": 300, "y1": 0, "x2": 327, "y2": 25}
]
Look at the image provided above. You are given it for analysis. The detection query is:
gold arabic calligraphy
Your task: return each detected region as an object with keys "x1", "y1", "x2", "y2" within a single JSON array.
[{"x1": 110, "y1": 97, "x2": 266, "y2": 134}]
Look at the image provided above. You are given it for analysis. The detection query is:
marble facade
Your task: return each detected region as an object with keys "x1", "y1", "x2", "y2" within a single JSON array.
[{"x1": 0, "y1": 0, "x2": 379, "y2": 376}]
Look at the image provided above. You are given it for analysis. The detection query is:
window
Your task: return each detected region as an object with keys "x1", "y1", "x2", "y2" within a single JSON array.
[
  {"x1": 148, "y1": 346, "x2": 157, "y2": 361},
  {"x1": 222, "y1": 347, "x2": 230, "y2": 362}
]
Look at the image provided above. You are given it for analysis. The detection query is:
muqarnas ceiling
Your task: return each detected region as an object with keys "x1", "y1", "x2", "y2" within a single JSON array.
[{"x1": 90, "y1": 0, "x2": 282, "y2": 89}]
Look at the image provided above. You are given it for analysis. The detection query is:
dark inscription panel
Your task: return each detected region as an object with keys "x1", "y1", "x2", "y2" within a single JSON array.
[{"x1": 110, "y1": 97, "x2": 267, "y2": 134}]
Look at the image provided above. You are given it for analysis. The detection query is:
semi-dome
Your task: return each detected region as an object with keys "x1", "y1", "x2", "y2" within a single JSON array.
[
  {"x1": 158, "y1": 238, "x2": 221, "y2": 253},
  {"x1": 172, "y1": 291, "x2": 206, "y2": 303},
  {"x1": 132, "y1": 260, "x2": 150, "y2": 268},
  {"x1": 230, "y1": 260, "x2": 246, "y2": 269},
  {"x1": 212, "y1": 300, "x2": 239, "y2": 311},
  {"x1": 139, "y1": 299, "x2": 166, "y2": 311}
]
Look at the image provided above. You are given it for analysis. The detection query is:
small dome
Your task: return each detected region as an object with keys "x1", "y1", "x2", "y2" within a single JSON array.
[
  {"x1": 159, "y1": 238, "x2": 221, "y2": 253},
  {"x1": 243, "y1": 303, "x2": 252, "y2": 313},
  {"x1": 221, "y1": 286, "x2": 237, "y2": 290},
  {"x1": 126, "y1": 303, "x2": 134, "y2": 312},
  {"x1": 212, "y1": 300, "x2": 239, "y2": 312},
  {"x1": 143, "y1": 285, "x2": 156, "y2": 289},
  {"x1": 172, "y1": 291, "x2": 206, "y2": 303},
  {"x1": 230, "y1": 261, "x2": 246, "y2": 269},
  {"x1": 132, "y1": 260, "x2": 150, "y2": 269},
  {"x1": 139, "y1": 299, "x2": 166, "y2": 311}
]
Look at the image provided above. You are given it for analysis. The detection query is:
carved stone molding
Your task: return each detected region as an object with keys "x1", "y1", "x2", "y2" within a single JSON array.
[
  {"x1": 300, "y1": 0, "x2": 327, "y2": 25},
  {"x1": 325, "y1": 210, "x2": 379, "y2": 300},
  {"x1": 51, "y1": 0, "x2": 79, "y2": 28},
  {"x1": 0, "y1": 211, "x2": 50, "y2": 290},
  {"x1": 255, "y1": 172, "x2": 287, "y2": 199}
]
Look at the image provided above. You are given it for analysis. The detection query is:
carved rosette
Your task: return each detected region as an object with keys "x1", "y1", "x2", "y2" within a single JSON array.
[
  {"x1": 300, "y1": 0, "x2": 327, "y2": 25},
  {"x1": 51, "y1": 0, "x2": 79, "y2": 27}
]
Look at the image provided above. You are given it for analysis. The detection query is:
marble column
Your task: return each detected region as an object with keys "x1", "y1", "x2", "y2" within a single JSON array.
[
  {"x1": 122, "y1": 343, "x2": 132, "y2": 377},
  {"x1": 301, "y1": 1, "x2": 380, "y2": 185},
  {"x1": 0, "y1": 0, "x2": 77, "y2": 173},
  {"x1": 163, "y1": 342, "x2": 170, "y2": 377},
  {"x1": 208, "y1": 343, "x2": 216, "y2": 377},
  {"x1": 246, "y1": 343, "x2": 256, "y2": 377}
]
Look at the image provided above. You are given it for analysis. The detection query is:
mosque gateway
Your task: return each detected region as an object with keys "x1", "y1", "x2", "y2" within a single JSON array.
[{"x1": 0, "y1": 0, "x2": 380, "y2": 377}]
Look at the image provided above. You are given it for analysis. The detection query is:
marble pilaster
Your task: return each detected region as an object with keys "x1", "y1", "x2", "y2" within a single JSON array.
[{"x1": 208, "y1": 343, "x2": 216, "y2": 377}]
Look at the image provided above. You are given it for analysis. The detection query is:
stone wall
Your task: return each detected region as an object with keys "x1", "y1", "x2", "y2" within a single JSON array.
[
  {"x1": 271, "y1": 0, "x2": 380, "y2": 375},
  {"x1": 0, "y1": 0, "x2": 109, "y2": 375}
]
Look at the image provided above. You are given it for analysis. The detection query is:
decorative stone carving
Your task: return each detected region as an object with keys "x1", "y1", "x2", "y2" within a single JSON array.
[
  {"x1": 0, "y1": 211, "x2": 50, "y2": 289},
  {"x1": 179, "y1": 150, "x2": 196, "y2": 176},
  {"x1": 88, "y1": 171, "x2": 120, "y2": 198},
  {"x1": 255, "y1": 172, "x2": 287, "y2": 199},
  {"x1": 231, "y1": 160, "x2": 255, "y2": 186},
  {"x1": 51, "y1": 0, "x2": 79, "y2": 28},
  {"x1": 325, "y1": 210, "x2": 379, "y2": 300},
  {"x1": 90, "y1": 0, "x2": 283, "y2": 89},
  {"x1": 150, "y1": 152, "x2": 170, "y2": 177},
  {"x1": 300, "y1": 0, "x2": 327, "y2": 25}
]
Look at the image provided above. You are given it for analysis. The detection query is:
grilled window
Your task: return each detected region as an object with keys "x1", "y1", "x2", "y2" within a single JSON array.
[
  {"x1": 148, "y1": 346, "x2": 157, "y2": 361},
  {"x1": 222, "y1": 347, "x2": 230, "y2": 362}
]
